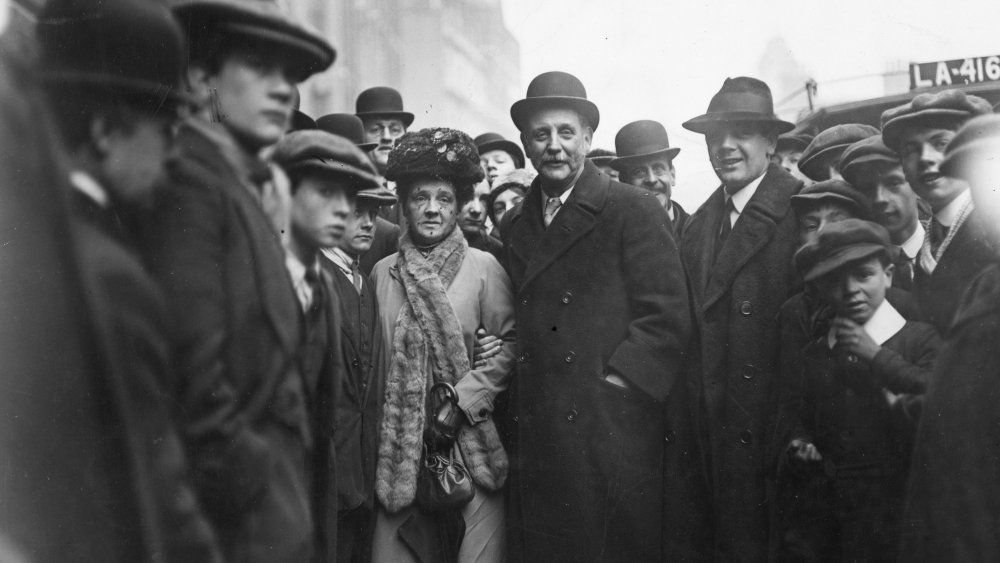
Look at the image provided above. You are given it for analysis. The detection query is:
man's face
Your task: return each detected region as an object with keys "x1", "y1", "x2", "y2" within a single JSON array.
[
  {"x1": 363, "y1": 117, "x2": 406, "y2": 172},
  {"x1": 480, "y1": 149, "x2": 517, "y2": 186},
  {"x1": 798, "y1": 201, "x2": 855, "y2": 247},
  {"x1": 897, "y1": 124, "x2": 967, "y2": 210},
  {"x1": 458, "y1": 179, "x2": 490, "y2": 235},
  {"x1": 492, "y1": 187, "x2": 524, "y2": 225},
  {"x1": 818, "y1": 255, "x2": 892, "y2": 325},
  {"x1": 203, "y1": 49, "x2": 297, "y2": 150},
  {"x1": 341, "y1": 200, "x2": 379, "y2": 256},
  {"x1": 521, "y1": 108, "x2": 592, "y2": 193},
  {"x1": 101, "y1": 113, "x2": 174, "y2": 210},
  {"x1": 705, "y1": 123, "x2": 775, "y2": 192},
  {"x1": 621, "y1": 156, "x2": 676, "y2": 202},
  {"x1": 853, "y1": 161, "x2": 920, "y2": 244},
  {"x1": 404, "y1": 178, "x2": 459, "y2": 246},
  {"x1": 290, "y1": 175, "x2": 352, "y2": 252}
]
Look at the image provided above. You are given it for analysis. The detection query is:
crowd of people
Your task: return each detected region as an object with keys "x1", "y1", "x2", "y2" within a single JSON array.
[{"x1": 2, "y1": 0, "x2": 1000, "y2": 562}]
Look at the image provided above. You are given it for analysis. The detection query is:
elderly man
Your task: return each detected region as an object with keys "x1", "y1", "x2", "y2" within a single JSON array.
[
  {"x1": 881, "y1": 89, "x2": 995, "y2": 332},
  {"x1": 611, "y1": 119, "x2": 688, "y2": 235},
  {"x1": 501, "y1": 71, "x2": 704, "y2": 562},
  {"x1": 680, "y1": 76, "x2": 804, "y2": 562}
]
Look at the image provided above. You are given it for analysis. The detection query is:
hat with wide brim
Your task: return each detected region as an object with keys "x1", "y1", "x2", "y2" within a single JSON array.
[
  {"x1": 838, "y1": 135, "x2": 899, "y2": 186},
  {"x1": 790, "y1": 178, "x2": 873, "y2": 220},
  {"x1": 610, "y1": 120, "x2": 681, "y2": 171},
  {"x1": 171, "y1": 0, "x2": 335, "y2": 81},
  {"x1": 474, "y1": 132, "x2": 525, "y2": 169},
  {"x1": 316, "y1": 113, "x2": 378, "y2": 152},
  {"x1": 510, "y1": 71, "x2": 600, "y2": 132},
  {"x1": 881, "y1": 89, "x2": 994, "y2": 151},
  {"x1": 355, "y1": 86, "x2": 415, "y2": 128},
  {"x1": 793, "y1": 218, "x2": 893, "y2": 282},
  {"x1": 798, "y1": 124, "x2": 879, "y2": 181},
  {"x1": 38, "y1": 0, "x2": 193, "y2": 110},
  {"x1": 272, "y1": 130, "x2": 381, "y2": 191},
  {"x1": 682, "y1": 76, "x2": 794, "y2": 135}
]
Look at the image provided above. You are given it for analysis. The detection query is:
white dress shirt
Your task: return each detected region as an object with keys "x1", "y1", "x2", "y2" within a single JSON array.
[{"x1": 723, "y1": 171, "x2": 767, "y2": 229}]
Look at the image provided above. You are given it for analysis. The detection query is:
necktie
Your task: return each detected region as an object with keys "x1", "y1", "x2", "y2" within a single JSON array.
[
  {"x1": 929, "y1": 217, "x2": 949, "y2": 256},
  {"x1": 896, "y1": 257, "x2": 914, "y2": 290},
  {"x1": 543, "y1": 196, "x2": 562, "y2": 228},
  {"x1": 350, "y1": 258, "x2": 363, "y2": 295},
  {"x1": 716, "y1": 198, "x2": 736, "y2": 259},
  {"x1": 304, "y1": 268, "x2": 323, "y2": 313}
]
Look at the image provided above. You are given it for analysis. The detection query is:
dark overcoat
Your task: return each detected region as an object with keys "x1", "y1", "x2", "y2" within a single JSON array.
[
  {"x1": 899, "y1": 262, "x2": 1000, "y2": 562},
  {"x1": 501, "y1": 161, "x2": 706, "y2": 562},
  {"x1": 672, "y1": 200, "x2": 690, "y2": 239},
  {"x1": 680, "y1": 163, "x2": 803, "y2": 562},
  {"x1": 145, "y1": 120, "x2": 331, "y2": 562}
]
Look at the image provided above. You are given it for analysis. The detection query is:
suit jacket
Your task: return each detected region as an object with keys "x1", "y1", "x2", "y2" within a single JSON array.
[
  {"x1": 680, "y1": 163, "x2": 803, "y2": 562},
  {"x1": 913, "y1": 208, "x2": 996, "y2": 333},
  {"x1": 501, "y1": 161, "x2": 706, "y2": 562},
  {"x1": 145, "y1": 119, "x2": 321, "y2": 562},
  {"x1": 359, "y1": 217, "x2": 399, "y2": 276}
]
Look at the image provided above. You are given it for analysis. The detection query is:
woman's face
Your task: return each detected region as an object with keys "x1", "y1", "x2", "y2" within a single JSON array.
[{"x1": 404, "y1": 179, "x2": 459, "y2": 246}]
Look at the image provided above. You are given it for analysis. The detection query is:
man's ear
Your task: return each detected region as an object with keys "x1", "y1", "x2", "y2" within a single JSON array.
[
  {"x1": 185, "y1": 65, "x2": 212, "y2": 109},
  {"x1": 884, "y1": 262, "x2": 895, "y2": 282}
]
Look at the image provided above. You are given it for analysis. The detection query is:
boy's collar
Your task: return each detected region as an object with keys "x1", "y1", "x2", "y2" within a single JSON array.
[{"x1": 827, "y1": 299, "x2": 906, "y2": 349}]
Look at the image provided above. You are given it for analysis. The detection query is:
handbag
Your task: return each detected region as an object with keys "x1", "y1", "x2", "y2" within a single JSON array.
[{"x1": 416, "y1": 382, "x2": 475, "y2": 512}]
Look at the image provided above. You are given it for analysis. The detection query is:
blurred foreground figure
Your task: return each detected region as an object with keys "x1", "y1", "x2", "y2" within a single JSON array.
[{"x1": 899, "y1": 114, "x2": 1000, "y2": 562}]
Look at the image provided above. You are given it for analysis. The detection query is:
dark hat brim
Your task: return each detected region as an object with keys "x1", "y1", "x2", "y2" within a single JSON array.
[
  {"x1": 39, "y1": 72, "x2": 194, "y2": 110},
  {"x1": 681, "y1": 112, "x2": 794, "y2": 135},
  {"x1": 798, "y1": 143, "x2": 852, "y2": 180},
  {"x1": 510, "y1": 97, "x2": 601, "y2": 132},
  {"x1": 840, "y1": 153, "x2": 900, "y2": 186},
  {"x1": 803, "y1": 243, "x2": 887, "y2": 282},
  {"x1": 477, "y1": 139, "x2": 525, "y2": 169},
  {"x1": 285, "y1": 161, "x2": 381, "y2": 192},
  {"x1": 589, "y1": 156, "x2": 616, "y2": 166},
  {"x1": 219, "y1": 21, "x2": 334, "y2": 78},
  {"x1": 790, "y1": 191, "x2": 867, "y2": 215},
  {"x1": 356, "y1": 111, "x2": 415, "y2": 128},
  {"x1": 609, "y1": 147, "x2": 681, "y2": 172},
  {"x1": 356, "y1": 186, "x2": 398, "y2": 205},
  {"x1": 882, "y1": 108, "x2": 973, "y2": 151}
]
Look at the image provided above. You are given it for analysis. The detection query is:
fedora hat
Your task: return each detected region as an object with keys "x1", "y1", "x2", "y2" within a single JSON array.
[
  {"x1": 316, "y1": 113, "x2": 378, "y2": 152},
  {"x1": 355, "y1": 86, "x2": 415, "y2": 128},
  {"x1": 474, "y1": 132, "x2": 525, "y2": 169},
  {"x1": 682, "y1": 76, "x2": 794, "y2": 135},
  {"x1": 37, "y1": 0, "x2": 191, "y2": 109},
  {"x1": 272, "y1": 130, "x2": 380, "y2": 191},
  {"x1": 171, "y1": 0, "x2": 335, "y2": 81},
  {"x1": 609, "y1": 120, "x2": 681, "y2": 171},
  {"x1": 510, "y1": 71, "x2": 600, "y2": 132}
]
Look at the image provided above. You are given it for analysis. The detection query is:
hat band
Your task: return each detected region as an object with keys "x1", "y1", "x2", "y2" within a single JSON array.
[
  {"x1": 707, "y1": 91, "x2": 776, "y2": 116},
  {"x1": 628, "y1": 142, "x2": 674, "y2": 157}
]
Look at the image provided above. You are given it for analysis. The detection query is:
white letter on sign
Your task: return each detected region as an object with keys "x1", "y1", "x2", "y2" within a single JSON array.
[{"x1": 935, "y1": 61, "x2": 953, "y2": 86}]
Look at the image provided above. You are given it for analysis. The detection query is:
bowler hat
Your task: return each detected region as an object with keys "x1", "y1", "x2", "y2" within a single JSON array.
[
  {"x1": 881, "y1": 89, "x2": 994, "y2": 151},
  {"x1": 510, "y1": 71, "x2": 601, "y2": 132},
  {"x1": 682, "y1": 77, "x2": 794, "y2": 135},
  {"x1": 940, "y1": 114, "x2": 1000, "y2": 182},
  {"x1": 798, "y1": 124, "x2": 879, "y2": 181},
  {"x1": 316, "y1": 113, "x2": 378, "y2": 152},
  {"x1": 37, "y1": 0, "x2": 190, "y2": 109},
  {"x1": 776, "y1": 133, "x2": 813, "y2": 153},
  {"x1": 610, "y1": 120, "x2": 681, "y2": 171},
  {"x1": 171, "y1": 0, "x2": 335, "y2": 81},
  {"x1": 838, "y1": 135, "x2": 899, "y2": 186},
  {"x1": 791, "y1": 179, "x2": 873, "y2": 220},
  {"x1": 355, "y1": 87, "x2": 415, "y2": 128},
  {"x1": 386, "y1": 127, "x2": 485, "y2": 187},
  {"x1": 587, "y1": 148, "x2": 617, "y2": 167},
  {"x1": 272, "y1": 130, "x2": 380, "y2": 191},
  {"x1": 794, "y1": 219, "x2": 893, "y2": 282},
  {"x1": 290, "y1": 110, "x2": 317, "y2": 131},
  {"x1": 474, "y1": 132, "x2": 525, "y2": 169}
]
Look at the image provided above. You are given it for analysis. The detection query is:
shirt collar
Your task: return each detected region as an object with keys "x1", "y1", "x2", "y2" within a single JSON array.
[
  {"x1": 69, "y1": 170, "x2": 110, "y2": 208},
  {"x1": 900, "y1": 221, "x2": 925, "y2": 260},
  {"x1": 321, "y1": 247, "x2": 356, "y2": 277},
  {"x1": 726, "y1": 171, "x2": 767, "y2": 215},
  {"x1": 827, "y1": 299, "x2": 906, "y2": 349},
  {"x1": 935, "y1": 188, "x2": 972, "y2": 227},
  {"x1": 285, "y1": 251, "x2": 320, "y2": 287},
  {"x1": 541, "y1": 183, "x2": 575, "y2": 206}
]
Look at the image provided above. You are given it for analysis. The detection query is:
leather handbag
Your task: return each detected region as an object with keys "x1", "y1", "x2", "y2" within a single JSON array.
[{"x1": 416, "y1": 382, "x2": 475, "y2": 511}]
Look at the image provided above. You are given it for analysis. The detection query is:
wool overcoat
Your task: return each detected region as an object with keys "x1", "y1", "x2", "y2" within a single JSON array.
[
  {"x1": 501, "y1": 161, "x2": 705, "y2": 562},
  {"x1": 680, "y1": 163, "x2": 803, "y2": 562}
]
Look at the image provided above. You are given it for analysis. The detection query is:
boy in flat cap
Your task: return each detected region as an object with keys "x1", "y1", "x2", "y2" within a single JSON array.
[
  {"x1": 143, "y1": 1, "x2": 336, "y2": 560},
  {"x1": 773, "y1": 132, "x2": 814, "y2": 185},
  {"x1": 680, "y1": 76, "x2": 803, "y2": 562},
  {"x1": 785, "y1": 219, "x2": 940, "y2": 562},
  {"x1": 881, "y1": 89, "x2": 995, "y2": 332}
]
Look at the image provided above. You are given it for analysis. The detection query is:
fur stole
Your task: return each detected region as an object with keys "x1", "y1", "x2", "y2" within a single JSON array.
[{"x1": 375, "y1": 227, "x2": 508, "y2": 513}]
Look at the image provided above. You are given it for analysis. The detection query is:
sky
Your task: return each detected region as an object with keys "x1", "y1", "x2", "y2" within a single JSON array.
[{"x1": 500, "y1": 0, "x2": 1000, "y2": 209}]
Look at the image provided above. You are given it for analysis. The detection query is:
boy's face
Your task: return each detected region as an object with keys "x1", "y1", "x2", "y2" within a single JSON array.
[
  {"x1": 819, "y1": 255, "x2": 893, "y2": 325},
  {"x1": 798, "y1": 201, "x2": 855, "y2": 246},
  {"x1": 897, "y1": 124, "x2": 966, "y2": 211},
  {"x1": 290, "y1": 174, "x2": 353, "y2": 252},
  {"x1": 852, "y1": 161, "x2": 919, "y2": 245},
  {"x1": 341, "y1": 200, "x2": 379, "y2": 256}
]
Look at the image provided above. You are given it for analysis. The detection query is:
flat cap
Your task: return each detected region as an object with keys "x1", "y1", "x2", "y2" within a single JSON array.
[
  {"x1": 799, "y1": 124, "x2": 879, "y2": 181},
  {"x1": 839, "y1": 135, "x2": 899, "y2": 186},
  {"x1": 355, "y1": 184, "x2": 397, "y2": 206},
  {"x1": 794, "y1": 218, "x2": 892, "y2": 282},
  {"x1": 272, "y1": 130, "x2": 380, "y2": 190},
  {"x1": 881, "y1": 89, "x2": 993, "y2": 151},
  {"x1": 386, "y1": 127, "x2": 485, "y2": 185},
  {"x1": 791, "y1": 178, "x2": 873, "y2": 220},
  {"x1": 776, "y1": 133, "x2": 813, "y2": 153}
]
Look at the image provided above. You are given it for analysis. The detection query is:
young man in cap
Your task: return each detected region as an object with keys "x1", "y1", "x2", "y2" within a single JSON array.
[
  {"x1": 317, "y1": 113, "x2": 402, "y2": 275},
  {"x1": 798, "y1": 124, "x2": 879, "y2": 183},
  {"x1": 611, "y1": 119, "x2": 688, "y2": 235},
  {"x1": 31, "y1": 0, "x2": 221, "y2": 560},
  {"x1": 487, "y1": 168, "x2": 534, "y2": 239},
  {"x1": 502, "y1": 70, "x2": 705, "y2": 562},
  {"x1": 587, "y1": 147, "x2": 619, "y2": 179},
  {"x1": 839, "y1": 135, "x2": 925, "y2": 290},
  {"x1": 880, "y1": 89, "x2": 995, "y2": 332},
  {"x1": 785, "y1": 219, "x2": 939, "y2": 562},
  {"x1": 680, "y1": 75, "x2": 804, "y2": 562},
  {"x1": 144, "y1": 2, "x2": 336, "y2": 561},
  {"x1": 901, "y1": 114, "x2": 1000, "y2": 562},
  {"x1": 772, "y1": 132, "x2": 814, "y2": 185},
  {"x1": 457, "y1": 177, "x2": 504, "y2": 261},
  {"x1": 475, "y1": 132, "x2": 526, "y2": 186}
]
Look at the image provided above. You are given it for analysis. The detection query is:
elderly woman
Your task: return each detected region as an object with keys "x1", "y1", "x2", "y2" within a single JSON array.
[{"x1": 370, "y1": 128, "x2": 516, "y2": 563}]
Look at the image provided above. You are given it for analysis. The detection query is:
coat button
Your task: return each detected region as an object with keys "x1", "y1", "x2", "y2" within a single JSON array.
[
  {"x1": 561, "y1": 291, "x2": 573, "y2": 304},
  {"x1": 564, "y1": 351, "x2": 576, "y2": 363},
  {"x1": 512, "y1": 415, "x2": 519, "y2": 423},
  {"x1": 478, "y1": 408, "x2": 488, "y2": 418},
  {"x1": 517, "y1": 352, "x2": 529, "y2": 363},
  {"x1": 352, "y1": 358, "x2": 360, "y2": 367},
  {"x1": 566, "y1": 409, "x2": 578, "y2": 423},
  {"x1": 847, "y1": 354, "x2": 859, "y2": 364},
  {"x1": 665, "y1": 430, "x2": 676, "y2": 444},
  {"x1": 739, "y1": 429, "x2": 753, "y2": 445},
  {"x1": 739, "y1": 301, "x2": 753, "y2": 316},
  {"x1": 521, "y1": 296, "x2": 529, "y2": 306},
  {"x1": 742, "y1": 364, "x2": 755, "y2": 380}
]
